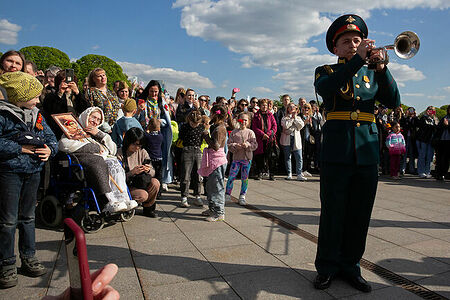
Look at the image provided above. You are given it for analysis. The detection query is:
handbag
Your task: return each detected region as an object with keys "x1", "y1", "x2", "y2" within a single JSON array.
[
  {"x1": 129, "y1": 172, "x2": 152, "y2": 190},
  {"x1": 269, "y1": 139, "x2": 280, "y2": 159}
]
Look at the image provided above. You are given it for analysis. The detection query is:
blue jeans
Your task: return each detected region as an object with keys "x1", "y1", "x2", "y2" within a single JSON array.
[
  {"x1": 206, "y1": 164, "x2": 226, "y2": 216},
  {"x1": 0, "y1": 172, "x2": 41, "y2": 266},
  {"x1": 282, "y1": 145, "x2": 303, "y2": 176},
  {"x1": 416, "y1": 141, "x2": 434, "y2": 175}
]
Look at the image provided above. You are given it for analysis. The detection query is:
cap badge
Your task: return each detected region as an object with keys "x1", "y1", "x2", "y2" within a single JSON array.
[
  {"x1": 346, "y1": 16, "x2": 356, "y2": 23},
  {"x1": 363, "y1": 76, "x2": 370, "y2": 83},
  {"x1": 347, "y1": 24, "x2": 357, "y2": 30}
]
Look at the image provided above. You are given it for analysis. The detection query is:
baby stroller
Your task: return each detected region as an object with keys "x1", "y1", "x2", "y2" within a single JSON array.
[{"x1": 37, "y1": 152, "x2": 135, "y2": 233}]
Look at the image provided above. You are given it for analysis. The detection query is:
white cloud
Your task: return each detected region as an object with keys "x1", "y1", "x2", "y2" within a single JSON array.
[
  {"x1": 427, "y1": 95, "x2": 446, "y2": 100},
  {"x1": 117, "y1": 61, "x2": 215, "y2": 95},
  {"x1": 252, "y1": 86, "x2": 273, "y2": 94},
  {"x1": 0, "y1": 19, "x2": 21, "y2": 45},
  {"x1": 173, "y1": 0, "x2": 446, "y2": 98},
  {"x1": 92, "y1": 45, "x2": 100, "y2": 50},
  {"x1": 388, "y1": 62, "x2": 425, "y2": 87},
  {"x1": 402, "y1": 93, "x2": 425, "y2": 97},
  {"x1": 221, "y1": 80, "x2": 229, "y2": 88},
  {"x1": 443, "y1": 86, "x2": 450, "y2": 93},
  {"x1": 201, "y1": 60, "x2": 208, "y2": 64}
]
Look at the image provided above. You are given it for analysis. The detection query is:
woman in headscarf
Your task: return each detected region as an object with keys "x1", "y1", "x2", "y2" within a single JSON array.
[
  {"x1": 58, "y1": 107, "x2": 137, "y2": 213},
  {"x1": 137, "y1": 80, "x2": 173, "y2": 190}
]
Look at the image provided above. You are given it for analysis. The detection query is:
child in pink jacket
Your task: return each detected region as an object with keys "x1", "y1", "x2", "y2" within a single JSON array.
[{"x1": 386, "y1": 122, "x2": 406, "y2": 179}]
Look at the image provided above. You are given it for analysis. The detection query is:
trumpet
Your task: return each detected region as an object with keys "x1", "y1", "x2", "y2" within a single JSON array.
[{"x1": 367, "y1": 31, "x2": 420, "y2": 67}]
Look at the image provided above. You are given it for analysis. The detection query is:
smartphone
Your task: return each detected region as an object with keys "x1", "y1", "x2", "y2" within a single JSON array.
[
  {"x1": 65, "y1": 69, "x2": 74, "y2": 83},
  {"x1": 64, "y1": 218, "x2": 93, "y2": 300},
  {"x1": 143, "y1": 158, "x2": 151, "y2": 165}
]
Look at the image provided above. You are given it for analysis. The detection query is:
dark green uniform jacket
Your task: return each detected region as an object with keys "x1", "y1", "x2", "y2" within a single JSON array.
[{"x1": 314, "y1": 54, "x2": 400, "y2": 165}]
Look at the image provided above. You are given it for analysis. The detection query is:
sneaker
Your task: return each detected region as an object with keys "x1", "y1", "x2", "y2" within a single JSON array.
[
  {"x1": 193, "y1": 196, "x2": 204, "y2": 206},
  {"x1": 269, "y1": 175, "x2": 275, "y2": 181},
  {"x1": 285, "y1": 174, "x2": 292, "y2": 180},
  {"x1": 297, "y1": 174, "x2": 308, "y2": 181},
  {"x1": 143, "y1": 206, "x2": 157, "y2": 218},
  {"x1": 0, "y1": 264, "x2": 17, "y2": 289},
  {"x1": 225, "y1": 194, "x2": 231, "y2": 203},
  {"x1": 302, "y1": 171, "x2": 312, "y2": 177},
  {"x1": 418, "y1": 173, "x2": 427, "y2": 178},
  {"x1": 201, "y1": 209, "x2": 213, "y2": 216},
  {"x1": 205, "y1": 214, "x2": 225, "y2": 222},
  {"x1": 238, "y1": 195, "x2": 246, "y2": 206},
  {"x1": 180, "y1": 197, "x2": 190, "y2": 207},
  {"x1": 126, "y1": 199, "x2": 139, "y2": 210},
  {"x1": 103, "y1": 201, "x2": 128, "y2": 213},
  {"x1": 162, "y1": 183, "x2": 169, "y2": 191},
  {"x1": 425, "y1": 174, "x2": 432, "y2": 179},
  {"x1": 256, "y1": 174, "x2": 262, "y2": 181},
  {"x1": 20, "y1": 257, "x2": 47, "y2": 277}
]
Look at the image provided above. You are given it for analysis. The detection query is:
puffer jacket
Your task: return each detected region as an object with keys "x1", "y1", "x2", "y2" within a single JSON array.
[{"x1": 0, "y1": 100, "x2": 58, "y2": 173}]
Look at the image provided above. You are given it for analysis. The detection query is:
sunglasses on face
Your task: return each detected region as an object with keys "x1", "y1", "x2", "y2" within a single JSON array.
[{"x1": 241, "y1": 103, "x2": 248, "y2": 106}]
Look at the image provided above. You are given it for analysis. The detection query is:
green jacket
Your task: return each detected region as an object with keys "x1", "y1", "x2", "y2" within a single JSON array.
[{"x1": 314, "y1": 54, "x2": 400, "y2": 165}]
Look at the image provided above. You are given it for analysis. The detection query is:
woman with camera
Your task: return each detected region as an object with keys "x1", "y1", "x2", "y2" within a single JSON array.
[
  {"x1": 117, "y1": 127, "x2": 160, "y2": 218},
  {"x1": 42, "y1": 70, "x2": 90, "y2": 139},
  {"x1": 280, "y1": 103, "x2": 306, "y2": 181}
]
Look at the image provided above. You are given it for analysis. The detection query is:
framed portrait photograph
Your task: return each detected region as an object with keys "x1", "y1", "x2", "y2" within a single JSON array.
[{"x1": 51, "y1": 113, "x2": 89, "y2": 140}]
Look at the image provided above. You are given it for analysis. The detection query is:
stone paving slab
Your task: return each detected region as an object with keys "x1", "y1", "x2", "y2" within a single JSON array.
[{"x1": 6, "y1": 173, "x2": 449, "y2": 299}]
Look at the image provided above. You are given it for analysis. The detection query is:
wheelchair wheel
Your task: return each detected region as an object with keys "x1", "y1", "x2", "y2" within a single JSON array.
[
  {"x1": 81, "y1": 211, "x2": 104, "y2": 233},
  {"x1": 120, "y1": 209, "x2": 135, "y2": 222},
  {"x1": 38, "y1": 195, "x2": 63, "y2": 228}
]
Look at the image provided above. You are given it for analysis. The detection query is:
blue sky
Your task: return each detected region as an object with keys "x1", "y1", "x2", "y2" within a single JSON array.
[{"x1": 1, "y1": 0, "x2": 449, "y2": 112}]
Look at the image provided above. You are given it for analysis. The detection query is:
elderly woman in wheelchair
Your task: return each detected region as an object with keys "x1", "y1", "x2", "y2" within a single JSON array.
[{"x1": 58, "y1": 107, "x2": 138, "y2": 214}]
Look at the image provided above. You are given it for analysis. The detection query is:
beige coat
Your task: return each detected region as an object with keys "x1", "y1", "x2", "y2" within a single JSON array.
[{"x1": 280, "y1": 115, "x2": 304, "y2": 150}]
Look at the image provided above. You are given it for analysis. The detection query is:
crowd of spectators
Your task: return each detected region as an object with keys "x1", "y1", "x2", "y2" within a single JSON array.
[{"x1": 0, "y1": 50, "x2": 449, "y2": 289}]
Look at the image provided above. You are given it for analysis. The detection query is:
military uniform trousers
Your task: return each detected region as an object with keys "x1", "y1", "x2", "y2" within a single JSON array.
[{"x1": 315, "y1": 162, "x2": 378, "y2": 277}]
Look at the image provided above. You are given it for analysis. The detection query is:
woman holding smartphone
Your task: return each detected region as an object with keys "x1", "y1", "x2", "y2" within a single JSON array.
[{"x1": 117, "y1": 127, "x2": 160, "y2": 218}]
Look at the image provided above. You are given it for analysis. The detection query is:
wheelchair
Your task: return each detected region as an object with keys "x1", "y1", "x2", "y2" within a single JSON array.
[{"x1": 37, "y1": 152, "x2": 135, "y2": 233}]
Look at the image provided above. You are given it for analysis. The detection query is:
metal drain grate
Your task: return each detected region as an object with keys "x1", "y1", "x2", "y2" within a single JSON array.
[{"x1": 240, "y1": 201, "x2": 448, "y2": 300}]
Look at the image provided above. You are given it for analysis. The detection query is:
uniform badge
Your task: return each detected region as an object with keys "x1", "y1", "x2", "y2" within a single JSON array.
[
  {"x1": 346, "y1": 16, "x2": 356, "y2": 23},
  {"x1": 363, "y1": 76, "x2": 370, "y2": 88}
]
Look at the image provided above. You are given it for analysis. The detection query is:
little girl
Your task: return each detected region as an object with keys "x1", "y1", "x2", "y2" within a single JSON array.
[
  {"x1": 386, "y1": 121, "x2": 406, "y2": 179},
  {"x1": 198, "y1": 105, "x2": 228, "y2": 222},
  {"x1": 178, "y1": 110, "x2": 205, "y2": 207},
  {"x1": 225, "y1": 113, "x2": 257, "y2": 205}
]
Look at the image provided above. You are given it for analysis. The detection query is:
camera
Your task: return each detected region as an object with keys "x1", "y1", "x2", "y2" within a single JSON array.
[{"x1": 65, "y1": 69, "x2": 75, "y2": 83}]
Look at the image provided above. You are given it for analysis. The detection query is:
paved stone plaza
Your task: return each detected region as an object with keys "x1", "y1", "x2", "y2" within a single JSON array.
[{"x1": 2, "y1": 174, "x2": 449, "y2": 299}]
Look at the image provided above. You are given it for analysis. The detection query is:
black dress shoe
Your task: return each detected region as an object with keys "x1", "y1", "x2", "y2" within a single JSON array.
[
  {"x1": 313, "y1": 274, "x2": 332, "y2": 290},
  {"x1": 345, "y1": 275, "x2": 372, "y2": 293}
]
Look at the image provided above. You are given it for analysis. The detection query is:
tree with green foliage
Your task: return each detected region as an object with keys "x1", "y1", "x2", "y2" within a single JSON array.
[
  {"x1": 20, "y1": 46, "x2": 71, "y2": 71},
  {"x1": 0, "y1": 51, "x2": 3, "y2": 58},
  {"x1": 75, "y1": 54, "x2": 128, "y2": 90}
]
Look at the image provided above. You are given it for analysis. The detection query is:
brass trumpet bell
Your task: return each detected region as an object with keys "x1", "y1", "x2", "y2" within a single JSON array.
[
  {"x1": 390, "y1": 31, "x2": 420, "y2": 59},
  {"x1": 366, "y1": 31, "x2": 420, "y2": 66}
]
